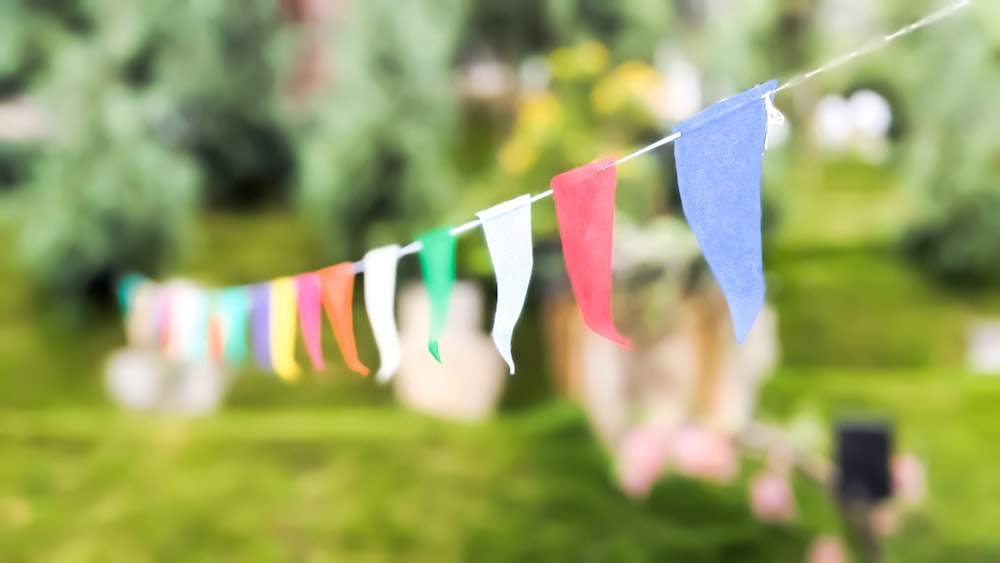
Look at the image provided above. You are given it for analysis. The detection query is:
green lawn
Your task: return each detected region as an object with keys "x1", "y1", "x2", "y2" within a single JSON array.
[
  {"x1": 762, "y1": 368, "x2": 1000, "y2": 561},
  {"x1": 2, "y1": 368, "x2": 1000, "y2": 562},
  {"x1": 0, "y1": 405, "x2": 823, "y2": 563},
  {"x1": 3, "y1": 193, "x2": 1000, "y2": 560}
]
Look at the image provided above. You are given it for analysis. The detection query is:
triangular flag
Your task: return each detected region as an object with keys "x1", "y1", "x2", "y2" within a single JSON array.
[
  {"x1": 476, "y1": 194, "x2": 533, "y2": 374},
  {"x1": 295, "y1": 272, "x2": 325, "y2": 371},
  {"x1": 124, "y1": 280, "x2": 157, "y2": 347},
  {"x1": 163, "y1": 287, "x2": 184, "y2": 360},
  {"x1": 217, "y1": 287, "x2": 250, "y2": 366},
  {"x1": 207, "y1": 314, "x2": 225, "y2": 362},
  {"x1": 673, "y1": 80, "x2": 776, "y2": 343},
  {"x1": 251, "y1": 282, "x2": 273, "y2": 372},
  {"x1": 270, "y1": 277, "x2": 301, "y2": 381},
  {"x1": 318, "y1": 263, "x2": 369, "y2": 376},
  {"x1": 551, "y1": 158, "x2": 630, "y2": 348},
  {"x1": 117, "y1": 273, "x2": 146, "y2": 317},
  {"x1": 363, "y1": 245, "x2": 402, "y2": 382},
  {"x1": 417, "y1": 227, "x2": 457, "y2": 363},
  {"x1": 158, "y1": 287, "x2": 172, "y2": 354},
  {"x1": 185, "y1": 289, "x2": 209, "y2": 362},
  {"x1": 164, "y1": 283, "x2": 208, "y2": 363}
]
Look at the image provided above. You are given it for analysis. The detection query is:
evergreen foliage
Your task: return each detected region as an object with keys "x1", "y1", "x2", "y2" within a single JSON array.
[
  {"x1": 1, "y1": 1, "x2": 294, "y2": 308},
  {"x1": 899, "y1": 1, "x2": 1000, "y2": 284}
]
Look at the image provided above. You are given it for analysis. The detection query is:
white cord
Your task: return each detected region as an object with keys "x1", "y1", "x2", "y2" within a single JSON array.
[
  {"x1": 769, "y1": 0, "x2": 970, "y2": 96},
  {"x1": 346, "y1": 0, "x2": 969, "y2": 274}
]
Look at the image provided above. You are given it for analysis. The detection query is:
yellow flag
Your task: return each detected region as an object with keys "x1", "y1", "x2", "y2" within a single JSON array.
[{"x1": 270, "y1": 277, "x2": 300, "y2": 381}]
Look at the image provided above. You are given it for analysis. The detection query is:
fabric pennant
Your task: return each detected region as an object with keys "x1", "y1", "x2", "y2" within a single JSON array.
[
  {"x1": 164, "y1": 283, "x2": 208, "y2": 363},
  {"x1": 185, "y1": 290, "x2": 209, "y2": 362},
  {"x1": 295, "y1": 273, "x2": 325, "y2": 371},
  {"x1": 673, "y1": 80, "x2": 777, "y2": 343},
  {"x1": 217, "y1": 287, "x2": 251, "y2": 366},
  {"x1": 551, "y1": 158, "x2": 631, "y2": 348},
  {"x1": 417, "y1": 227, "x2": 457, "y2": 363},
  {"x1": 270, "y1": 277, "x2": 301, "y2": 381},
  {"x1": 477, "y1": 194, "x2": 533, "y2": 374},
  {"x1": 251, "y1": 283, "x2": 273, "y2": 372},
  {"x1": 117, "y1": 273, "x2": 146, "y2": 317},
  {"x1": 207, "y1": 314, "x2": 225, "y2": 362},
  {"x1": 158, "y1": 287, "x2": 172, "y2": 354},
  {"x1": 124, "y1": 280, "x2": 157, "y2": 348},
  {"x1": 318, "y1": 264, "x2": 369, "y2": 376},
  {"x1": 363, "y1": 245, "x2": 402, "y2": 382}
]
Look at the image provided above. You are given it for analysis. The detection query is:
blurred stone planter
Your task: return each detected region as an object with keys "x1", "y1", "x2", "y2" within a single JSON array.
[
  {"x1": 543, "y1": 217, "x2": 780, "y2": 446},
  {"x1": 394, "y1": 281, "x2": 506, "y2": 422},
  {"x1": 547, "y1": 290, "x2": 778, "y2": 446},
  {"x1": 968, "y1": 319, "x2": 1000, "y2": 375},
  {"x1": 105, "y1": 279, "x2": 231, "y2": 417},
  {"x1": 105, "y1": 349, "x2": 231, "y2": 416}
]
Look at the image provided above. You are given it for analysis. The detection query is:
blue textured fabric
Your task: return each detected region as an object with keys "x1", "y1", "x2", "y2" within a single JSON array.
[{"x1": 673, "y1": 80, "x2": 777, "y2": 344}]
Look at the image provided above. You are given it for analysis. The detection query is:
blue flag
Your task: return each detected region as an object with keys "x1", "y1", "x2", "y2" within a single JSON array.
[{"x1": 673, "y1": 80, "x2": 777, "y2": 343}]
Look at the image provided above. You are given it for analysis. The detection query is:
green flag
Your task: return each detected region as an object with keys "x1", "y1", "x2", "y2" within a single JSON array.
[{"x1": 417, "y1": 227, "x2": 457, "y2": 363}]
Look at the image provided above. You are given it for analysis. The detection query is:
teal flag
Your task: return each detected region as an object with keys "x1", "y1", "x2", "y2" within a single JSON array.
[
  {"x1": 218, "y1": 287, "x2": 251, "y2": 365},
  {"x1": 117, "y1": 273, "x2": 146, "y2": 316}
]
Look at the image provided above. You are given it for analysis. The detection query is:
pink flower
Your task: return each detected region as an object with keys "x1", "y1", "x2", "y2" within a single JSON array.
[
  {"x1": 807, "y1": 535, "x2": 846, "y2": 563},
  {"x1": 870, "y1": 505, "x2": 900, "y2": 538},
  {"x1": 670, "y1": 427, "x2": 739, "y2": 483},
  {"x1": 616, "y1": 426, "x2": 670, "y2": 498},
  {"x1": 892, "y1": 453, "x2": 927, "y2": 506},
  {"x1": 750, "y1": 472, "x2": 796, "y2": 522}
]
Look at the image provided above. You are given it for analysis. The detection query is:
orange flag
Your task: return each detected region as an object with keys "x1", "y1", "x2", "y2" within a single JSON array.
[
  {"x1": 318, "y1": 263, "x2": 370, "y2": 376},
  {"x1": 207, "y1": 314, "x2": 225, "y2": 362}
]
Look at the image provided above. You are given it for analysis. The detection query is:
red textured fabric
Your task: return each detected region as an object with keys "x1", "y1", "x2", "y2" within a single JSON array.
[{"x1": 551, "y1": 158, "x2": 631, "y2": 348}]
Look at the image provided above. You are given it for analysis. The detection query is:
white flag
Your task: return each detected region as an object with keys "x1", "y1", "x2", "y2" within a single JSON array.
[
  {"x1": 363, "y1": 245, "x2": 402, "y2": 382},
  {"x1": 477, "y1": 194, "x2": 533, "y2": 374}
]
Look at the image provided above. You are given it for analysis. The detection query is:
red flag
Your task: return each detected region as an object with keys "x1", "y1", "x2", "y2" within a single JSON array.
[
  {"x1": 318, "y1": 263, "x2": 370, "y2": 376},
  {"x1": 551, "y1": 158, "x2": 631, "y2": 348},
  {"x1": 295, "y1": 272, "x2": 325, "y2": 371}
]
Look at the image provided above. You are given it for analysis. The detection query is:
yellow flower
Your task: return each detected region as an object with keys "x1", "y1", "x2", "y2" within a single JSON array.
[
  {"x1": 576, "y1": 41, "x2": 610, "y2": 76},
  {"x1": 516, "y1": 92, "x2": 561, "y2": 138},
  {"x1": 592, "y1": 61, "x2": 668, "y2": 119},
  {"x1": 592, "y1": 75, "x2": 626, "y2": 115},
  {"x1": 549, "y1": 47, "x2": 577, "y2": 80},
  {"x1": 617, "y1": 61, "x2": 667, "y2": 111},
  {"x1": 499, "y1": 141, "x2": 537, "y2": 176},
  {"x1": 549, "y1": 41, "x2": 610, "y2": 79}
]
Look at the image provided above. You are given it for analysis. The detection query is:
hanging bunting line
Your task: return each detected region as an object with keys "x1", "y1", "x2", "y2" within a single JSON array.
[
  {"x1": 349, "y1": 0, "x2": 969, "y2": 274},
  {"x1": 770, "y1": 0, "x2": 970, "y2": 96},
  {"x1": 120, "y1": 1, "x2": 968, "y2": 379}
]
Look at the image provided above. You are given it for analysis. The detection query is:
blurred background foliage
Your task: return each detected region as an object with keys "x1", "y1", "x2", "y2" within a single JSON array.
[
  {"x1": 7, "y1": 0, "x2": 998, "y2": 303},
  {"x1": 2, "y1": 0, "x2": 1000, "y2": 561}
]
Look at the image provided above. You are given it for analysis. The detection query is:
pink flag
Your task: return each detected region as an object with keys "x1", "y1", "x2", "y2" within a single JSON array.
[{"x1": 295, "y1": 272, "x2": 325, "y2": 371}]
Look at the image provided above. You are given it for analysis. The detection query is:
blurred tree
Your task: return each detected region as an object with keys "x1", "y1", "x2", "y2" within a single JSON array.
[
  {"x1": 289, "y1": 0, "x2": 470, "y2": 261},
  {"x1": 3, "y1": 0, "x2": 298, "y2": 311},
  {"x1": 898, "y1": 1, "x2": 1000, "y2": 284}
]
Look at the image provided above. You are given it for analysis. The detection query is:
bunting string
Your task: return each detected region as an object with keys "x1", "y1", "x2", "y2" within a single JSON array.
[
  {"x1": 120, "y1": 0, "x2": 970, "y2": 380},
  {"x1": 352, "y1": 0, "x2": 971, "y2": 273}
]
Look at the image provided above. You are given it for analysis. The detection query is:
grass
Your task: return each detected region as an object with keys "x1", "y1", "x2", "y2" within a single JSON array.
[
  {"x1": 3, "y1": 369, "x2": 1000, "y2": 561},
  {"x1": 760, "y1": 368, "x2": 1000, "y2": 562},
  {"x1": 0, "y1": 405, "x2": 822, "y2": 562},
  {"x1": 3, "y1": 184, "x2": 1000, "y2": 560},
  {"x1": 769, "y1": 247, "x2": 988, "y2": 368}
]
